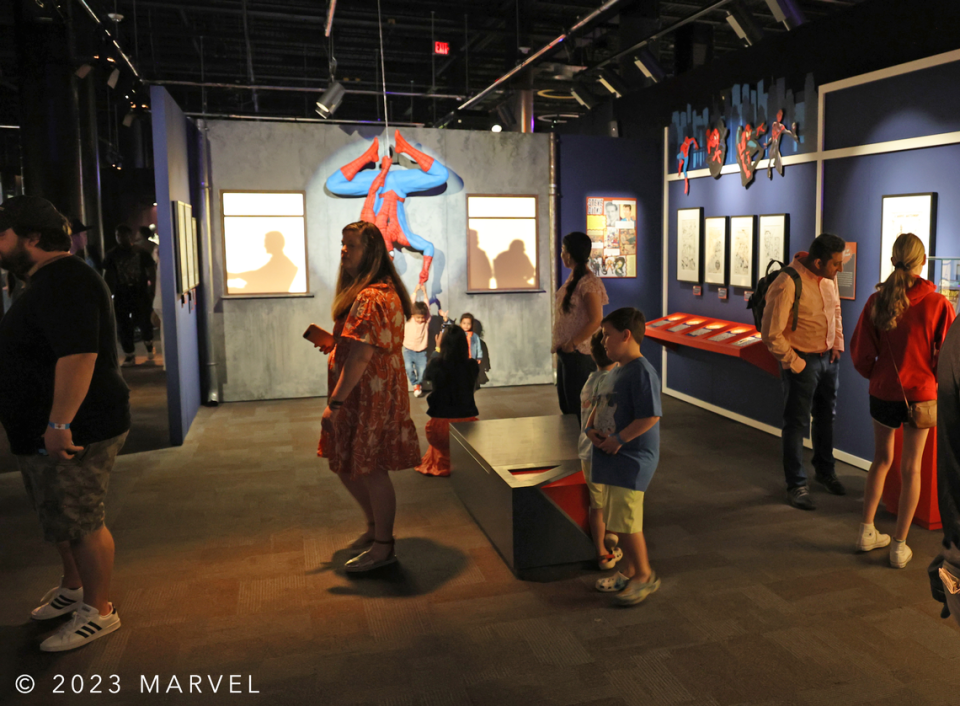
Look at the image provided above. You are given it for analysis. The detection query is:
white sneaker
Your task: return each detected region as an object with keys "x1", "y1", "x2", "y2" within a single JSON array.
[
  {"x1": 31, "y1": 581, "x2": 83, "y2": 620},
  {"x1": 40, "y1": 603, "x2": 121, "y2": 652},
  {"x1": 890, "y1": 540, "x2": 913, "y2": 569},
  {"x1": 856, "y1": 524, "x2": 891, "y2": 552}
]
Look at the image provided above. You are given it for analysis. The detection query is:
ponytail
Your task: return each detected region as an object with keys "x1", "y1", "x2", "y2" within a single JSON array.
[
  {"x1": 871, "y1": 232, "x2": 925, "y2": 332},
  {"x1": 561, "y1": 232, "x2": 593, "y2": 314}
]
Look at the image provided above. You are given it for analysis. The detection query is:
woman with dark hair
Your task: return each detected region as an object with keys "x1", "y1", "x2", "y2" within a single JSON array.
[
  {"x1": 317, "y1": 221, "x2": 421, "y2": 572},
  {"x1": 415, "y1": 324, "x2": 480, "y2": 477},
  {"x1": 851, "y1": 232, "x2": 955, "y2": 568},
  {"x1": 552, "y1": 231, "x2": 608, "y2": 414}
]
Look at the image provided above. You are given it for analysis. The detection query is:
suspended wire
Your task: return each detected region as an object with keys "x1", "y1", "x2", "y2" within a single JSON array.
[{"x1": 376, "y1": 0, "x2": 389, "y2": 155}]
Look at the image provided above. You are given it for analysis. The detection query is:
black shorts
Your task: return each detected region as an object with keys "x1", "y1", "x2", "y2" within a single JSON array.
[{"x1": 869, "y1": 395, "x2": 910, "y2": 429}]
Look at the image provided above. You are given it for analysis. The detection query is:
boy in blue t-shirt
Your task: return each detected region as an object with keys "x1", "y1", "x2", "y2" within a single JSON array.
[{"x1": 586, "y1": 307, "x2": 662, "y2": 605}]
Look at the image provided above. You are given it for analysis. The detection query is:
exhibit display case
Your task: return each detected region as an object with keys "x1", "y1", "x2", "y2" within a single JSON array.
[{"x1": 645, "y1": 313, "x2": 780, "y2": 376}]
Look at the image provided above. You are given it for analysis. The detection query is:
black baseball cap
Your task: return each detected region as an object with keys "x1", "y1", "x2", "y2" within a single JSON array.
[{"x1": 0, "y1": 196, "x2": 70, "y2": 234}]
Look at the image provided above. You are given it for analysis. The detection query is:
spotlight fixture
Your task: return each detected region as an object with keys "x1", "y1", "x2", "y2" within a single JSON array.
[
  {"x1": 107, "y1": 68, "x2": 121, "y2": 89},
  {"x1": 633, "y1": 49, "x2": 665, "y2": 83},
  {"x1": 491, "y1": 124, "x2": 503, "y2": 133},
  {"x1": 570, "y1": 83, "x2": 600, "y2": 111},
  {"x1": 596, "y1": 68, "x2": 628, "y2": 99},
  {"x1": 75, "y1": 64, "x2": 93, "y2": 79},
  {"x1": 496, "y1": 102, "x2": 517, "y2": 131},
  {"x1": 725, "y1": 1, "x2": 764, "y2": 47},
  {"x1": 315, "y1": 80, "x2": 345, "y2": 119},
  {"x1": 763, "y1": 0, "x2": 805, "y2": 30},
  {"x1": 122, "y1": 112, "x2": 136, "y2": 128}
]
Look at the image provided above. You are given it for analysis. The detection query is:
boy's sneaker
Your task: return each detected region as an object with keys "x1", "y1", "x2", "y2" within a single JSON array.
[
  {"x1": 616, "y1": 572, "x2": 661, "y2": 606},
  {"x1": 145, "y1": 342, "x2": 156, "y2": 361},
  {"x1": 31, "y1": 581, "x2": 83, "y2": 621},
  {"x1": 595, "y1": 572, "x2": 629, "y2": 593},
  {"x1": 413, "y1": 385, "x2": 422, "y2": 397},
  {"x1": 122, "y1": 354, "x2": 136, "y2": 367},
  {"x1": 39, "y1": 603, "x2": 120, "y2": 652},
  {"x1": 787, "y1": 486, "x2": 815, "y2": 510},
  {"x1": 890, "y1": 540, "x2": 913, "y2": 569},
  {"x1": 856, "y1": 523, "x2": 890, "y2": 552}
]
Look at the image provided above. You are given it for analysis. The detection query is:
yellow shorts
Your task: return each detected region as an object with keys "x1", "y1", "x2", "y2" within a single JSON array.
[
  {"x1": 601, "y1": 484, "x2": 645, "y2": 534},
  {"x1": 581, "y1": 459, "x2": 605, "y2": 510}
]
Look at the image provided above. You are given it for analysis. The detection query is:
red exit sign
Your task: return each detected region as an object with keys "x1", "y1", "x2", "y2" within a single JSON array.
[{"x1": 434, "y1": 41, "x2": 449, "y2": 55}]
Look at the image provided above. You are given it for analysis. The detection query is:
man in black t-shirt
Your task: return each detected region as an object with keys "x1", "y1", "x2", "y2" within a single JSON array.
[
  {"x1": 0, "y1": 196, "x2": 129, "y2": 652},
  {"x1": 102, "y1": 224, "x2": 156, "y2": 366}
]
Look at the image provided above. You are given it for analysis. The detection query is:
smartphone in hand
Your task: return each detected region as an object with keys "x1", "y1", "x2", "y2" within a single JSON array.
[{"x1": 303, "y1": 324, "x2": 334, "y2": 351}]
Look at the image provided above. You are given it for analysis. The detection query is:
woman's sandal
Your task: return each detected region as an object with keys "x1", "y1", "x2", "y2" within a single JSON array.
[
  {"x1": 345, "y1": 539, "x2": 398, "y2": 573},
  {"x1": 347, "y1": 524, "x2": 376, "y2": 557},
  {"x1": 598, "y1": 547, "x2": 623, "y2": 571}
]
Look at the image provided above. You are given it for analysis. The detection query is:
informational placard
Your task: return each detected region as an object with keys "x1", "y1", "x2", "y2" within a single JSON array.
[
  {"x1": 880, "y1": 193, "x2": 936, "y2": 282},
  {"x1": 709, "y1": 327, "x2": 750, "y2": 342},
  {"x1": 838, "y1": 241, "x2": 857, "y2": 300},
  {"x1": 732, "y1": 333, "x2": 762, "y2": 347},
  {"x1": 729, "y1": 215, "x2": 755, "y2": 288},
  {"x1": 586, "y1": 197, "x2": 636, "y2": 278},
  {"x1": 676, "y1": 207, "x2": 702, "y2": 283},
  {"x1": 703, "y1": 216, "x2": 726, "y2": 285}
]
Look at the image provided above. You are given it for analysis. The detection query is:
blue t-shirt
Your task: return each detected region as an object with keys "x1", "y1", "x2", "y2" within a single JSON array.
[{"x1": 591, "y1": 356, "x2": 662, "y2": 491}]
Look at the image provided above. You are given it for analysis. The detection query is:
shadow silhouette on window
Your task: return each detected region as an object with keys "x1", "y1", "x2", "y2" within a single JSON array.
[
  {"x1": 492, "y1": 239, "x2": 536, "y2": 289},
  {"x1": 227, "y1": 231, "x2": 298, "y2": 293},
  {"x1": 468, "y1": 228, "x2": 492, "y2": 290}
]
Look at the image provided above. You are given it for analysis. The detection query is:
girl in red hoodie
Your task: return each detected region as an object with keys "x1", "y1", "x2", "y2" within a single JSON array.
[{"x1": 851, "y1": 233, "x2": 956, "y2": 568}]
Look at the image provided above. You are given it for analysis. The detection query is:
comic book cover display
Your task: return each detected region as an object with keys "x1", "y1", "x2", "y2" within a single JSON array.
[{"x1": 586, "y1": 197, "x2": 637, "y2": 278}]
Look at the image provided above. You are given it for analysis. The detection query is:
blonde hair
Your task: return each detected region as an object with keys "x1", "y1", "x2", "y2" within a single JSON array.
[
  {"x1": 871, "y1": 232, "x2": 925, "y2": 332},
  {"x1": 332, "y1": 221, "x2": 412, "y2": 321}
]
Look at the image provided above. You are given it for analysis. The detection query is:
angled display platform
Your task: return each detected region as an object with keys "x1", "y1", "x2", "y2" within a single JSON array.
[
  {"x1": 645, "y1": 312, "x2": 781, "y2": 377},
  {"x1": 449, "y1": 415, "x2": 595, "y2": 578}
]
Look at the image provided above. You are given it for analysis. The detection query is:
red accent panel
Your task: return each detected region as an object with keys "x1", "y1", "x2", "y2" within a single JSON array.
[{"x1": 542, "y1": 483, "x2": 590, "y2": 533}]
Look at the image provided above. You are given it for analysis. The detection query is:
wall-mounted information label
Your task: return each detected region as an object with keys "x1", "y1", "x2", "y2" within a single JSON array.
[
  {"x1": 838, "y1": 241, "x2": 857, "y2": 300},
  {"x1": 743, "y1": 290, "x2": 753, "y2": 301},
  {"x1": 693, "y1": 285, "x2": 702, "y2": 296},
  {"x1": 718, "y1": 287, "x2": 728, "y2": 300}
]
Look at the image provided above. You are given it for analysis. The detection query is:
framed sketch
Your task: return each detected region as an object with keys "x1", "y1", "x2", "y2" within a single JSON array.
[
  {"x1": 676, "y1": 208, "x2": 702, "y2": 283},
  {"x1": 880, "y1": 193, "x2": 937, "y2": 282},
  {"x1": 729, "y1": 215, "x2": 755, "y2": 288},
  {"x1": 172, "y1": 201, "x2": 193, "y2": 296},
  {"x1": 703, "y1": 216, "x2": 727, "y2": 285},
  {"x1": 758, "y1": 214, "x2": 789, "y2": 277}
]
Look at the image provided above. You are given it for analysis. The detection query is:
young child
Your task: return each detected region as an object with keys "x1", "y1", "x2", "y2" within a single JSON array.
[
  {"x1": 416, "y1": 324, "x2": 479, "y2": 477},
  {"x1": 459, "y1": 313, "x2": 483, "y2": 365},
  {"x1": 586, "y1": 307, "x2": 662, "y2": 605},
  {"x1": 403, "y1": 301, "x2": 431, "y2": 396},
  {"x1": 580, "y1": 330, "x2": 621, "y2": 570}
]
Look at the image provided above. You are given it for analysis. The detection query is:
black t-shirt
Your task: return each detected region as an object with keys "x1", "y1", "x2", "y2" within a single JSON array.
[
  {"x1": 423, "y1": 357, "x2": 479, "y2": 419},
  {"x1": 102, "y1": 246, "x2": 154, "y2": 300},
  {"x1": 0, "y1": 256, "x2": 131, "y2": 454}
]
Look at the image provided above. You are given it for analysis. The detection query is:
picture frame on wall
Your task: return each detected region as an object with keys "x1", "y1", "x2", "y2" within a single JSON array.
[
  {"x1": 173, "y1": 200, "x2": 193, "y2": 296},
  {"x1": 190, "y1": 217, "x2": 201, "y2": 291},
  {"x1": 703, "y1": 216, "x2": 727, "y2": 285},
  {"x1": 729, "y1": 215, "x2": 755, "y2": 288},
  {"x1": 758, "y1": 214, "x2": 789, "y2": 276},
  {"x1": 676, "y1": 207, "x2": 702, "y2": 283},
  {"x1": 585, "y1": 197, "x2": 637, "y2": 278},
  {"x1": 880, "y1": 193, "x2": 937, "y2": 282}
]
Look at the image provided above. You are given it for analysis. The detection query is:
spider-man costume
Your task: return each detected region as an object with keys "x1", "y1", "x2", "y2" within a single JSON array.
[{"x1": 327, "y1": 131, "x2": 449, "y2": 286}]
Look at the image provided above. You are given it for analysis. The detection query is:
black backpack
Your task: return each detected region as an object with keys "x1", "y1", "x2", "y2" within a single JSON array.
[{"x1": 747, "y1": 260, "x2": 802, "y2": 332}]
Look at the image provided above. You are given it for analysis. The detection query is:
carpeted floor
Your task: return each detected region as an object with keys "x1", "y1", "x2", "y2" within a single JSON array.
[{"x1": 1, "y1": 384, "x2": 959, "y2": 706}]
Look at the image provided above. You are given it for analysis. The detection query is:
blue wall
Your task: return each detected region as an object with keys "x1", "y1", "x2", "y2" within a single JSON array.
[
  {"x1": 150, "y1": 87, "x2": 202, "y2": 445},
  {"x1": 557, "y1": 134, "x2": 663, "y2": 374}
]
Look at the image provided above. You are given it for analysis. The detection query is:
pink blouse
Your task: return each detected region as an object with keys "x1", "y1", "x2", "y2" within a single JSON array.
[{"x1": 552, "y1": 271, "x2": 609, "y2": 355}]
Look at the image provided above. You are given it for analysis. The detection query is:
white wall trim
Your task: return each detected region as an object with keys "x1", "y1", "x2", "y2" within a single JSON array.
[
  {"x1": 820, "y1": 131, "x2": 960, "y2": 161},
  {"x1": 818, "y1": 47, "x2": 960, "y2": 96},
  {"x1": 663, "y1": 386, "x2": 871, "y2": 471},
  {"x1": 666, "y1": 151, "x2": 819, "y2": 182},
  {"x1": 661, "y1": 126, "x2": 670, "y2": 379}
]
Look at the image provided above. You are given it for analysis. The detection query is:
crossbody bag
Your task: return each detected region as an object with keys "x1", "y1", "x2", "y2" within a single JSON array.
[{"x1": 884, "y1": 334, "x2": 937, "y2": 429}]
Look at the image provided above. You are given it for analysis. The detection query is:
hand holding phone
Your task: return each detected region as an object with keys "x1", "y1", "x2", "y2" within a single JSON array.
[{"x1": 303, "y1": 324, "x2": 335, "y2": 353}]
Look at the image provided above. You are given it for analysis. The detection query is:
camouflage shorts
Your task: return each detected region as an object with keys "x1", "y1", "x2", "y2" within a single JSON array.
[{"x1": 18, "y1": 432, "x2": 128, "y2": 543}]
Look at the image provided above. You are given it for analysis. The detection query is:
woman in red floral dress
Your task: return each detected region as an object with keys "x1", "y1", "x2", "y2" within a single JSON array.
[{"x1": 317, "y1": 221, "x2": 421, "y2": 571}]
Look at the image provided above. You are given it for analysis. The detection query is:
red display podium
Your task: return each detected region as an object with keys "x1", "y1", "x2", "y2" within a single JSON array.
[
  {"x1": 645, "y1": 313, "x2": 781, "y2": 377},
  {"x1": 881, "y1": 427, "x2": 941, "y2": 530}
]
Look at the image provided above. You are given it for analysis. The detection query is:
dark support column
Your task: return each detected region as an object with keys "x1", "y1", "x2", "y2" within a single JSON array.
[
  {"x1": 14, "y1": 0, "x2": 83, "y2": 220},
  {"x1": 674, "y1": 22, "x2": 715, "y2": 76},
  {"x1": 78, "y1": 73, "x2": 105, "y2": 265}
]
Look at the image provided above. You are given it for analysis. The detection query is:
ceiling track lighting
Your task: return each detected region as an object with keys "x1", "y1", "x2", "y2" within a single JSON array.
[
  {"x1": 107, "y1": 67, "x2": 121, "y2": 89},
  {"x1": 315, "y1": 80, "x2": 346, "y2": 119},
  {"x1": 725, "y1": 1, "x2": 764, "y2": 47},
  {"x1": 633, "y1": 49, "x2": 664, "y2": 84},
  {"x1": 596, "y1": 68, "x2": 629, "y2": 98},
  {"x1": 763, "y1": 0, "x2": 806, "y2": 30},
  {"x1": 570, "y1": 83, "x2": 600, "y2": 111}
]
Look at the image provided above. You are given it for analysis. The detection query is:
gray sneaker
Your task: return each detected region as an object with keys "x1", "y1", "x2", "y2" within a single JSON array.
[{"x1": 788, "y1": 486, "x2": 815, "y2": 510}]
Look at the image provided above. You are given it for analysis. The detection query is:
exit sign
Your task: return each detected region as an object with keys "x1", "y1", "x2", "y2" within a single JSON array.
[{"x1": 434, "y1": 41, "x2": 449, "y2": 55}]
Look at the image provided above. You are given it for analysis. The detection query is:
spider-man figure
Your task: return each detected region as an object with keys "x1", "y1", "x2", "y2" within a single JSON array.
[
  {"x1": 677, "y1": 136, "x2": 699, "y2": 195},
  {"x1": 735, "y1": 122, "x2": 766, "y2": 187},
  {"x1": 765, "y1": 110, "x2": 799, "y2": 179},
  {"x1": 327, "y1": 131, "x2": 449, "y2": 295},
  {"x1": 705, "y1": 118, "x2": 728, "y2": 179}
]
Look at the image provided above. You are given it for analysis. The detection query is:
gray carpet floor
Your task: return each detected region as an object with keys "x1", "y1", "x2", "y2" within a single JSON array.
[{"x1": 1, "y1": 384, "x2": 958, "y2": 706}]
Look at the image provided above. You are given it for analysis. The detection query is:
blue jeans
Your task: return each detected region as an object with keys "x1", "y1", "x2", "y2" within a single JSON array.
[
  {"x1": 403, "y1": 348, "x2": 428, "y2": 386},
  {"x1": 780, "y1": 351, "x2": 839, "y2": 490}
]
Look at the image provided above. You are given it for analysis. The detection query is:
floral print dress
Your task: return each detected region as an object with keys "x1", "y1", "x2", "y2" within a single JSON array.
[{"x1": 318, "y1": 282, "x2": 421, "y2": 476}]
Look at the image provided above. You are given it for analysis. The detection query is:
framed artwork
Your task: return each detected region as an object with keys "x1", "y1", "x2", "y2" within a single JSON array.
[
  {"x1": 729, "y1": 215, "x2": 755, "y2": 288},
  {"x1": 222, "y1": 191, "x2": 309, "y2": 296},
  {"x1": 172, "y1": 201, "x2": 193, "y2": 296},
  {"x1": 703, "y1": 216, "x2": 727, "y2": 285},
  {"x1": 758, "y1": 214, "x2": 789, "y2": 277},
  {"x1": 190, "y1": 217, "x2": 201, "y2": 291},
  {"x1": 585, "y1": 197, "x2": 636, "y2": 278},
  {"x1": 466, "y1": 194, "x2": 539, "y2": 292},
  {"x1": 676, "y1": 207, "x2": 702, "y2": 283},
  {"x1": 880, "y1": 193, "x2": 937, "y2": 282}
]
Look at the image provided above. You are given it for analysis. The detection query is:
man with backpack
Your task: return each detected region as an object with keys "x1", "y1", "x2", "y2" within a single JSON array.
[{"x1": 759, "y1": 233, "x2": 847, "y2": 510}]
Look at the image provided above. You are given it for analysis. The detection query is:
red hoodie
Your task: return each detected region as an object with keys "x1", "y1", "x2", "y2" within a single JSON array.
[{"x1": 851, "y1": 278, "x2": 956, "y2": 402}]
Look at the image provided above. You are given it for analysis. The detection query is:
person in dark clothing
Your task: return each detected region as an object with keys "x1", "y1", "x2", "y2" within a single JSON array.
[
  {"x1": 0, "y1": 196, "x2": 130, "y2": 652},
  {"x1": 415, "y1": 324, "x2": 479, "y2": 477},
  {"x1": 931, "y1": 319, "x2": 960, "y2": 627},
  {"x1": 102, "y1": 225, "x2": 156, "y2": 366}
]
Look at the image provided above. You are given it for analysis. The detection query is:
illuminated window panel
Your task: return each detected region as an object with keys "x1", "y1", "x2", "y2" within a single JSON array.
[
  {"x1": 221, "y1": 191, "x2": 309, "y2": 296},
  {"x1": 467, "y1": 195, "x2": 539, "y2": 292}
]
